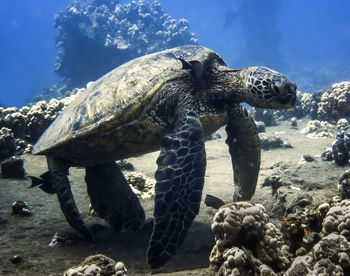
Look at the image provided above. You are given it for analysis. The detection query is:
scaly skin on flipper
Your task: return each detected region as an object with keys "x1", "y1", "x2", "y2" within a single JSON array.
[
  {"x1": 147, "y1": 106, "x2": 206, "y2": 268},
  {"x1": 47, "y1": 156, "x2": 94, "y2": 242},
  {"x1": 225, "y1": 105, "x2": 261, "y2": 201},
  {"x1": 85, "y1": 162, "x2": 145, "y2": 231}
]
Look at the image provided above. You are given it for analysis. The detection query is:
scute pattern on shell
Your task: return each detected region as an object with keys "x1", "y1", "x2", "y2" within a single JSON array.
[{"x1": 32, "y1": 46, "x2": 223, "y2": 155}]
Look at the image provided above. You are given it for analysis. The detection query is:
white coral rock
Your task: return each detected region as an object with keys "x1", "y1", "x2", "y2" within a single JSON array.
[
  {"x1": 322, "y1": 200, "x2": 350, "y2": 240},
  {"x1": 284, "y1": 256, "x2": 315, "y2": 276},
  {"x1": 65, "y1": 264, "x2": 101, "y2": 276},
  {"x1": 125, "y1": 171, "x2": 155, "y2": 199},
  {"x1": 114, "y1": 262, "x2": 127, "y2": 276},
  {"x1": 300, "y1": 120, "x2": 336, "y2": 139},
  {"x1": 312, "y1": 233, "x2": 350, "y2": 266},
  {"x1": 211, "y1": 202, "x2": 268, "y2": 245},
  {"x1": 257, "y1": 222, "x2": 291, "y2": 270}
]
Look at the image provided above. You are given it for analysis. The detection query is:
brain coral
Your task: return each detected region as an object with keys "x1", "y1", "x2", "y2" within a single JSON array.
[
  {"x1": 210, "y1": 202, "x2": 291, "y2": 273},
  {"x1": 322, "y1": 199, "x2": 350, "y2": 240}
]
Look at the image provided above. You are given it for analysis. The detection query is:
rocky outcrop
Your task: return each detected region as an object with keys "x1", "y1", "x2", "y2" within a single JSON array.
[
  {"x1": 0, "y1": 92, "x2": 81, "y2": 161},
  {"x1": 210, "y1": 200, "x2": 350, "y2": 275},
  {"x1": 54, "y1": 0, "x2": 198, "y2": 90}
]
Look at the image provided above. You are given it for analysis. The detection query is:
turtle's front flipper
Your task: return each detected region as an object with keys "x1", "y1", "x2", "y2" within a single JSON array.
[
  {"x1": 147, "y1": 109, "x2": 206, "y2": 268},
  {"x1": 85, "y1": 162, "x2": 145, "y2": 231},
  {"x1": 47, "y1": 156, "x2": 94, "y2": 242},
  {"x1": 225, "y1": 105, "x2": 260, "y2": 201}
]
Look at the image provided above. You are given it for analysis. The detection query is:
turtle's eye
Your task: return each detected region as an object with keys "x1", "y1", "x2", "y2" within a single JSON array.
[{"x1": 272, "y1": 84, "x2": 281, "y2": 96}]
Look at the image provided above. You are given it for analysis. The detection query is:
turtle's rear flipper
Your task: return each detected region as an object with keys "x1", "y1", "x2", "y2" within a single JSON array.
[
  {"x1": 147, "y1": 107, "x2": 206, "y2": 268},
  {"x1": 226, "y1": 106, "x2": 260, "y2": 201},
  {"x1": 85, "y1": 161, "x2": 145, "y2": 232},
  {"x1": 46, "y1": 156, "x2": 94, "y2": 243},
  {"x1": 28, "y1": 171, "x2": 56, "y2": 194}
]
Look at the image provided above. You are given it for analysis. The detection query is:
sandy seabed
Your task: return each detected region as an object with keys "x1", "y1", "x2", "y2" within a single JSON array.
[{"x1": 0, "y1": 119, "x2": 346, "y2": 275}]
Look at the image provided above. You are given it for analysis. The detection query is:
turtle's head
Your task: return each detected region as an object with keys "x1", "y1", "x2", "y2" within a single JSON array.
[{"x1": 238, "y1": 66, "x2": 296, "y2": 109}]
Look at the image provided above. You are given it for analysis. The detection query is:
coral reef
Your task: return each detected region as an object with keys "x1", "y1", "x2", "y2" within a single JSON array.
[
  {"x1": 210, "y1": 199, "x2": 350, "y2": 275},
  {"x1": 1, "y1": 157, "x2": 25, "y2": 179},
  {"x1": 339, "y1": 170, "x2": 350, "y2": 200},
  {"x1": 54, "y1": 0, "x2": 198, "y2": 89},
  {"x1": 217, "y1": 246, "x2": 278, "y2": 276},
  {"x1": 0, "y1": 127, "x2": 16, "y2": 161},
  {"x1": 64, "y1": 254, "x2": 127, "y2": 276},
  {"x1": 286, "y1": 200, "x2": 350, "y2": 275},
  {"x1": 257, "y1": 222, "x2": 291, "y2": 270},
  {"x1": 331, "y1": 123, "x2": 350, "y2": 165},
  {"x1": 282, "y1": 214, "x2": 307, "y2": 254},
  {"x1": 210, "y1": 202, "x2": 291, "y2": 274},
  {"x1": 317, "y1": 82, "x2": 350, "y2": 123},
  {"x1": 300, "y1": 120, "x2": 336, "y2": 139},
  {"x1": 337, "y1": 118, "x2": 349, "y2": 130},
  {"x1": 259, "y1": 133, "x2": 292, "y2": 150},
  {"x1": 124, "y1": 171, "x2": 155, "y2": 199},
  {"x1": 285, "y1": 234, "x2": 350, "y2": 275},
  {"x1": 322, "y1": 199, "x2": 350, "y2": 240},
  {"x1": 0, "y1": 91, "x2": 81, "y2": 161}
]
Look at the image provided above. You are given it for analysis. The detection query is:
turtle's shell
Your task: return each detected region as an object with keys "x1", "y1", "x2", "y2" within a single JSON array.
[{"x1": 32, "y1": 45, "x2": 225, "y2": 163}]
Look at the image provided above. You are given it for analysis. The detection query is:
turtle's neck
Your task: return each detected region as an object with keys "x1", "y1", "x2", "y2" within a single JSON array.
[{"x1": 205, "y1": 66, "x2": 246, "y2": 106}]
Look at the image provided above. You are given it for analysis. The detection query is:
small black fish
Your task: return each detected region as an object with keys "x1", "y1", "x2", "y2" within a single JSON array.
[
  {"x1": 28, "y1": 171, "x2": 56, "y2": 194},
  {"x1": 204, "y1": 194, "x2": 226, "y2": 209}
]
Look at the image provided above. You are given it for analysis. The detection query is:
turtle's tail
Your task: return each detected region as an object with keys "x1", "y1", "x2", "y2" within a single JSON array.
[{"x1": 28, "y1": 171, "x2": 57, "y2": 194}]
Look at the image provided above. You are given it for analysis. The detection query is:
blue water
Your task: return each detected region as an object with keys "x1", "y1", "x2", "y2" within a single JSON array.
[{"x1": 1, "y1": 0, "x2": 350, "y2": 107}]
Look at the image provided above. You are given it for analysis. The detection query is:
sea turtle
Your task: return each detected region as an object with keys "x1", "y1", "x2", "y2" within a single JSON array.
[{"x1": 31, "y1": 45, "x2": 296, "y2": 268}]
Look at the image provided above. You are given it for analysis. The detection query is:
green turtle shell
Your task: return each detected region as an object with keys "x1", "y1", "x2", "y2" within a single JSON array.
[{"x1": 32, "y1": 46, "x2": 225, "y2": 163}]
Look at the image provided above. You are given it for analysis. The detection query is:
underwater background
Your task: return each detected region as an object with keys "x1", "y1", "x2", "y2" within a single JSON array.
[
  {"x1": 2, "y1": 1, "x2": 350, "y2": 275},
  {"x1": 1, "y1": 0, "x2": 350, "y2": 107}
]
